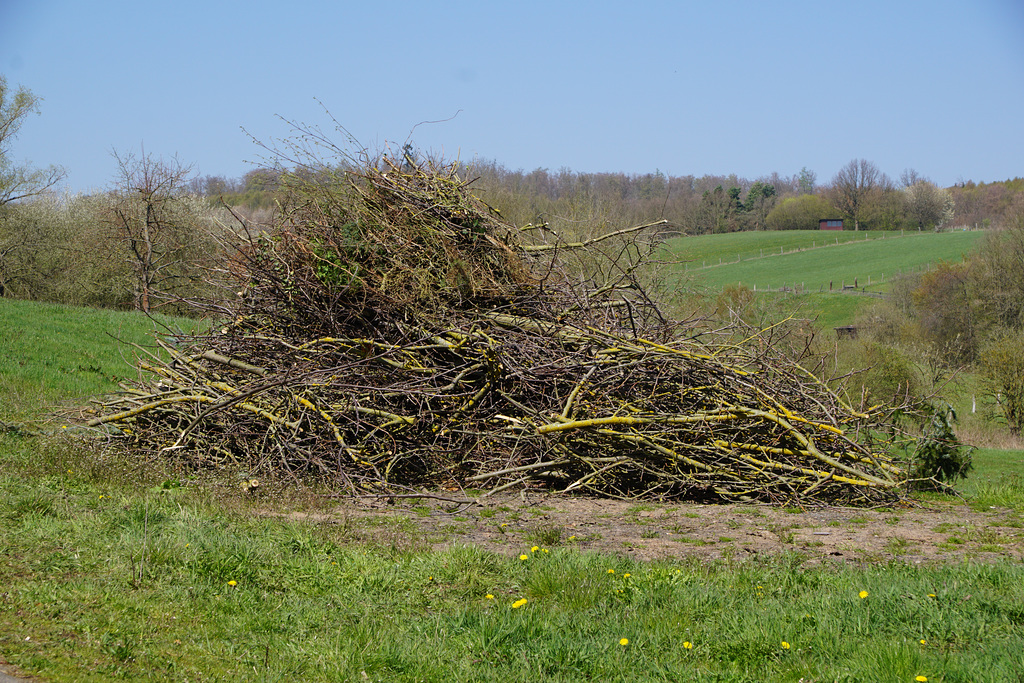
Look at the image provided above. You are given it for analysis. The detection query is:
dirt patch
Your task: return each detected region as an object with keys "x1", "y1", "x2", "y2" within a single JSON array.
[{"x1": 281, "y1": 492, "x2": 1024, "y2": 566}]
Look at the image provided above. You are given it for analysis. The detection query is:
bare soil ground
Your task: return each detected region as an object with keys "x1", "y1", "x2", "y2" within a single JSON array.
[{"x1": 283, "y1": 492, "x2": 1024, "y2": 566}]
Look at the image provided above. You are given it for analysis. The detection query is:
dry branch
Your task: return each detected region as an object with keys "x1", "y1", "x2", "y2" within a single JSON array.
[{"x1": 86, "y1": 157, "x2": 913, "y2": 506}]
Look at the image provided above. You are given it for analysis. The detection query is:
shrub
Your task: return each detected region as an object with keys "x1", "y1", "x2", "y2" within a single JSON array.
[
  {"x1": 979, "y1": 328, "x2": 1024, "y2": 434},
  {"x1": 836, "y1": 340, "x2": 921, "y2": 409},
  {"x1": 910, "y1": 401, "x2": 973, "y2": 488}
]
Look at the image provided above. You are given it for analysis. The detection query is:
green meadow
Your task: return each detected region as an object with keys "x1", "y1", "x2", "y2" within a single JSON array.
[{"x1": 666, "y1": 229, "x2": 983, "y2": 291}]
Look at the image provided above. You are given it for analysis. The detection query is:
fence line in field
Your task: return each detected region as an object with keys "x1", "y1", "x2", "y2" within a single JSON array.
[{"x1": 738, "y1": 263, "x2": 929, "y2": 297}]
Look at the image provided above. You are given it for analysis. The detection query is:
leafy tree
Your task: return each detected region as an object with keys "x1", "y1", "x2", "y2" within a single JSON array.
[
  {"x1": 744, "y1": 181, "x2": 776, "y2": 230},
  {"x1": 826, "y1": 158, "x2": 884, "y2": 230},
  {"x1": 972, "y1": 195, "x2": 1024, "y2": 330},
  {"x1": 862, "y1": 184, "x2": 903, "y2": 230},
  {"x1": 695, "y1": 185, "x2": 741, "y2": 234},
  {"x1": 797, "y1": 167, "x2": 816, "y2": 195},
  {"x1": 912, "y1": 261, "x2": 978, "y2": 365},
  {"x1": 0, "y1": 192, "x2": 130, "y2": 305},
  {"x1": 902, "y1": 180, "x2": 954, "y2": 230},
  {"x1": 0, "y1": 75, "x2": 65, "y2": 206},
  {"x1": 765, "y1": 194, "x2": 833, "y2": 230},
  {"x1": 979, "y1": 329, "x2": 1024, "y2": 434}
]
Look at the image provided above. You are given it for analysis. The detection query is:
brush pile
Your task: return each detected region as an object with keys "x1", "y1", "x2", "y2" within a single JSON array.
[{"x1": 88, "y1": 158, "x2": 908, "y2": 505}]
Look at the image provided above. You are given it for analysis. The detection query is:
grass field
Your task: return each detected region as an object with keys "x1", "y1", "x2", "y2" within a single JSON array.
[
  {"x1": 0, "y1": 298, "x2": 199, "y2": 422},
  {"x1": 664, "y1": 230, "x2": 985, "y2": 292},
  {"x1": 2, "y1": 298, "x2": 1023, "y2": 681},
  {"x1": 660, "y1": 230, "x2": 986, "y2": 331}
]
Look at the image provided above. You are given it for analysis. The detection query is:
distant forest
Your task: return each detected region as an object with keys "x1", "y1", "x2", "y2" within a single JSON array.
[{"x1": 190, "y1": 156, "x2": 1024, "y2": 235}]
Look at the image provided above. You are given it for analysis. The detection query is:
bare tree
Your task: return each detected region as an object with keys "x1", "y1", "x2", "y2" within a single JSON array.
[
  {"x1": 827, "y1": 158, "x2": 883, "y2": 230},
  {"x1": 899, "y1": 168, "x2": 927, "y2": 189},
  {"x1": 106, "y1": 149, "x2": 211, "y2": 312}
]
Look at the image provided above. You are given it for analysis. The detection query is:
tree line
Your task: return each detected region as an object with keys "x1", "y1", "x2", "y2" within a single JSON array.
[
  {"x1": 3, "y1": 74, "x2": 1023, "y2": 313},
  {"x1": 189, "y1": 156, "x2": 1020, "y2": 236}
]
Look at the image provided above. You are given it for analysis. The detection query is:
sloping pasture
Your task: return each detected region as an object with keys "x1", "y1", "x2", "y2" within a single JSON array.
[{"x1": 665, "y1": 229, "x2": 985, "y2": 293}]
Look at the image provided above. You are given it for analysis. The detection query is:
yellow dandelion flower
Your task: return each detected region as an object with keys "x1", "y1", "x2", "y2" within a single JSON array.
[
  {"x1": 519, "y1": 554, "x2": 528, "y2": 561},
  {"x1": 915, "y1": 677, "x2": 928, "y2": 682},
  {"x1": 227, "y1": 580, "x2": 237, "y2": 587},
  {"x1": 928, "y1": 593, "x2": 936, "y2": 598},
  {"x1": 781, "y1": 641, "x2": 790, "y2": 650},
  {"x1": 919, "y1": 639, "x2": 927, "y2": 645},
  {"x1": 542, "y1": 548, "x2": 549, "y2": 553},
  {"x1": 568, "y1": 535, "x2": 576, "y2": 540},
  {"x1": 485, "y1": 594, "x2": 494, "y2": 600},
  {"x1": 623, "y1": 573, "x2": 631, "y2": 578},
  {"x1": 619, "y1": 638, "x2": 629, "y2": 646},
  {"x1": 531, "y1": 546, "x2": 539, "y2": 552},
  {"x1": 683, "y1": 641, "x2": 693, "y2": 650},
  {"x1": 859, "y1": 590, "x2": 869, "y2": 599},
  {"x1": 512, "y1": 598, "x2": 528, "y2": 608},
  {"x1": 607, "y1": 569, "x2": 615, "y2": 574}
]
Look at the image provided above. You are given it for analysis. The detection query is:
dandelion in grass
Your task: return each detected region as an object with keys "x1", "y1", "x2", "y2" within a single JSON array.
[
  {"x1": 512, "y1": 598, "x2": 528, "y2": 608},
  {"x1": 859, "y1": 590, "x2": 869, "y2": 599},
  {"x1": 915, "y1": 677, "x2": 928, "y2": 682},
  {"x1": 683, "y1": 641, "x2": 693, "y2": 650},
  {"x1": 485, "y1": 594, "x2": 494, "y2": 600},
  {"x1": 227, "y1": 580, "x2": 237, "y2": 587},
  {"x1": 781, "y1": 641, "x2": 790, "y2": 650},
  {"x1": 928, "y1": 593, "x2": 936, "y2": 598},
  {"x1": 531, "y1": 546, "x2": 539, "y2": 552},
  {"x1": 519, "y1": 554, "x2": 528, "y2": 561},
  {"x1": 623, "y1": 573, "x2": 631, "y2": 578},
  {"x1": 619, "y1": 638, "x2": 629, "y2": 646},
  {"x1": 607, "y1": 569, "x2": 615, "y2": 574},
  {"x1": 919, "y1": 639, "x2": 927, "y2": 645}
]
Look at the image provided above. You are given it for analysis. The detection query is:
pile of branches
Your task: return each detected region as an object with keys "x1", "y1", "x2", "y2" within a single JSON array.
[{"x1": 87, "y1": 156, "x2": 909, "y2": 505}]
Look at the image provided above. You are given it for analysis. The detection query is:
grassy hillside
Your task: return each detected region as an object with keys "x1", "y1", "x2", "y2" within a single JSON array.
[
  {"x1": 661, "y1": 230, "x2": 985, "y2": 329},
  {"x1": 0, "y1": 298, "x2": 200, "y2": 422},
  {"x1": 666, "y1": 229, "x2": 984, "y2": 293}
]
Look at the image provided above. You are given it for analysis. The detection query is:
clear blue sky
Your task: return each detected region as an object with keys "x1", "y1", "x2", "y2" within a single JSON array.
[{"x1": 2, "y1": 0, "x2": 1022, "y2": 192}]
